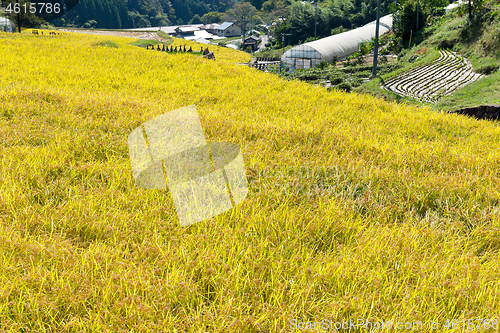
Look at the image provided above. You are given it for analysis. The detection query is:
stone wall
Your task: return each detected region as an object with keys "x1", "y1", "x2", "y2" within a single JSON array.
[{"x1": 450, "y1": 105, "x2": 500, "y2": 120}]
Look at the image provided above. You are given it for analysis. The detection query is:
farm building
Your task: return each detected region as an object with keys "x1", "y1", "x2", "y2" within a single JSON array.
[
  {"x1": 174, "y1": 26, "x2": 213, "y2": 41},
  {"x1": 199, "y1": 23, "x2": 219, "y2": 34},
  {"x1": 0, "y1": 16, "x2": 15, "y2": 33},
  {"x1": 281, "y1": 14, "x2": 393, "y2": 70},
  {"x1": 215, "y1": 22, "x2": 241, "y2": 37},
  {"x1": 242, "y1": 35, "x2": 260, "y2": 52}
]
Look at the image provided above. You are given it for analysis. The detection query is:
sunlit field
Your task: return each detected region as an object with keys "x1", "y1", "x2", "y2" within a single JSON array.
[{"x1": 1, "y1": 30, "x2": 500, "y2": 331}]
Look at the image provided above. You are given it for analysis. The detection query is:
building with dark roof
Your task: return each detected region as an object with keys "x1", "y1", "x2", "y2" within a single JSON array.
[{"x1": 242, "y1": 35, "x2": 260, "y2": 52}]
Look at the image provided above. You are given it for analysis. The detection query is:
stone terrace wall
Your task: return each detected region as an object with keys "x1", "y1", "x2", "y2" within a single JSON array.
[{"x1": 450, "y1": 105, "x2": 500, "y2": 120}]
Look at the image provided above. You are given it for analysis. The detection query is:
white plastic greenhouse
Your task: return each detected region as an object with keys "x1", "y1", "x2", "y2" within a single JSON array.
[
  {"x1": 0, "y1": 16, "x2": 15, "y2": 33},
  {"x1": 281, "y1": 14, "x2": 393, "y2": 70}
]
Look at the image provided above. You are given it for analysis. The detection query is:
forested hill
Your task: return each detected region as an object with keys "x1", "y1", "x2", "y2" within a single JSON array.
[
  {"x1": 3, "y1": 0, "x2": 396, "y2": 39},
  {"x1": 50, "y1": 0, "x2": 241, "y2": 28},
  {"x1": 23, "y1": 0, "x2": 391, "y2": 33}
]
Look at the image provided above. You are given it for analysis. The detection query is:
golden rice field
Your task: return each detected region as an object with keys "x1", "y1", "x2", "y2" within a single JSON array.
[{"x1": 1, "y1": 30, "x2": 500, "y2": 332}]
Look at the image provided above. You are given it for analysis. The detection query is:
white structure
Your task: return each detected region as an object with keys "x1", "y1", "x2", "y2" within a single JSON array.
[
  {"x1": 281, "y1": 14, "x2": 393, "y2": 70},
  {"x1": 194, "y1": 37, "x2": 210, "y2": 44},
  {"x1": 125, "y1": 24, "x2": 226, "y2": 40},
  {"x1": 0, "y1": 16, "x2": 15, "y2": 33},
  {"x1": 446, "y1": 0, "x2": 466, "y2": 13},
  {"x1": 174, "y1": 26, "x2": 214, "y2": 41}
]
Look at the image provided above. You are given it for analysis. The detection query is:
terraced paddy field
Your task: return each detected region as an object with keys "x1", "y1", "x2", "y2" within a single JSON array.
[
  {"x1": 383, "y1": 49, "x2": 484, "y2": 103},
  {"x1": 1, "y1": 30, "x2": 500, "y2": 331}
]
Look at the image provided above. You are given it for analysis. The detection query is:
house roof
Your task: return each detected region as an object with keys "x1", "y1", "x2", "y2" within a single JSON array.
[
  {"x1": 195, "y1": 30, "x2": 214, "y2": 39},
  {"x1": 176, "y1": 26, "x2": 199, "y2": 33},
  {"x1": 181, "y1": 30, "x2": 215, "y2": 40},
  {"x1": 151, "y1": 24, "x2": 204, "y2": 35},
  {"x1": 244, "y1": 35, "x2": 259, "y2": 41},
  {"x1": 200, "y1": 24, "x2": 219, "y2": 30},
  {"x1": 194, "y1": 37, "x2": 210, "y2": 44},
  {"x1": 162, "y1": 26, "x2": 179, "y2": 34},
  {"x1": 217, "y1": 22, "x2": 235, "y2": 31}
]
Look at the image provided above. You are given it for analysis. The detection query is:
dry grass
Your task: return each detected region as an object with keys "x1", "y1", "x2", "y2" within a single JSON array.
[{"x1": 0, "y1": 30, "x2": 500, "y2": 331}]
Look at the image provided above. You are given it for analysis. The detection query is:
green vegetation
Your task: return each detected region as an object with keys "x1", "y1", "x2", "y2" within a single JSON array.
[
  {"x1": 92, "y1": 40, "x2": 120, "y2": 48},
  {"x1": 270, "y1": 0, "x2": 394, "y2": 48},
  {"x1": 156, "y1": 30, "x2": 172, "y2": 40},
  {"x1": 255, "y1": 44, "x2": 292, "y2": 58},
  {"x1": 278, "y1": 62, "x2": 401, "y2": 91}
]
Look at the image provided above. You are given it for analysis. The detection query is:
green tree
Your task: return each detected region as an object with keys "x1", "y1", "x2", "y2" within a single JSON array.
[
  {"x1": 225, "y1": 2, "x2": 258, "y2": 37},
  {"x1": 394, "y1": 0, "x2": 427, "y2": 41},
  {"x1": 128, "y1": 10, "x2": 151, "y2": 27},
  {"x1": 201, "y1": 11, "x2": 223, "y2": 23},
  {"x1": 457, "y1": 0, "x2": 484, "y2": 19},
  {"x1": 190, "y1": 14, "x2": 202, "y2": 24},
  {"x1": 250, "y1": 0, "x2": 265, "y2": 10},
  {"x1": 170, "y1": 0, "x2": 192, "y2": 24}
]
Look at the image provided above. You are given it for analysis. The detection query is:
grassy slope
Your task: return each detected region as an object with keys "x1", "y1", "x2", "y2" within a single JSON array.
[
  {"x1": 1, "y1": 30, "x2": 500, "y2": 331},
  {"x1": 356, "y1": 8, "x2": 500, "y2": 111}
]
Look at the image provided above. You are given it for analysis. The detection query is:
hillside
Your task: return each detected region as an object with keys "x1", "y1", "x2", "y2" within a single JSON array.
[
  {"x1": 357, "y1": 5, "x2": 500, "y2": 111},
  {"x1": 1, "y1": 0, "x2": 238, "y2": 29},
  {"x1": 1, "y1": 31, "x2": 500, "y2": 330}
]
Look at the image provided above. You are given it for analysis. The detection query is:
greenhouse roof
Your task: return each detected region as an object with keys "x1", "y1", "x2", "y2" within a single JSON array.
[
  {"x1": 0, "y1": 16, "x2": 15, "y2": 32},
  {"x1": 303, "y1": 14, "x2": 393, "y2": 62},
  {"x1": 281, "y1": 14, "x2": 393, "y2": 69}
]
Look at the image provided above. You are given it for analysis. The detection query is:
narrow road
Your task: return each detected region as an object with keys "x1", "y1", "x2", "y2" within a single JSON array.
[{"x1": 258, "y1": 35, "x2": 269, "y2": 51}]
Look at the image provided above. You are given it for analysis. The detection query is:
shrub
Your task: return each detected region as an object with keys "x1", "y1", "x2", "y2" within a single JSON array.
[
  {"x1": 477, "y1": 64, "x2": 499, "y2": 75},
  {"x1": 93, "y1": 40, "x2": 119, "y2": 48},
  {"x1": 316, "y1": 61, "x2": 329, "y2": 70},
  {"x1": 336, "y1": 82, "x2": 352, "y2": 92},
  {"x1": 293, "y1": 69, "x2": 323, "y2": 81},
  {"x1": 359, "y1": 40, "x2": 374, "y2": 55},
  {"x1": 327, "y1": 73, "x2": 344, "y2": 85},
  {"x1": 480, "y1": 22, "x2": 500, "y2": 51},
  {"x1": 438, "y1": 39, "x2": 456, "y2": 49},
  {"x1": 388, "y1": 35, "x2": 403, "y2": 54}
]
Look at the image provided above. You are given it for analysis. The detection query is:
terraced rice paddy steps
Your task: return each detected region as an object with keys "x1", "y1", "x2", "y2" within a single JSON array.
[{"x1": 383, "y1": 49, "x2": 484, "y2": 103}]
